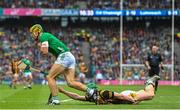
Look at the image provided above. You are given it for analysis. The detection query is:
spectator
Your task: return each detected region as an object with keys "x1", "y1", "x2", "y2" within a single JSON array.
[
  {"x1": 133, "y1": 68, "x2": 140, "y2": 80},
  {"x1": 95, "y1": 70, "x2": 103, "y2": 83}
]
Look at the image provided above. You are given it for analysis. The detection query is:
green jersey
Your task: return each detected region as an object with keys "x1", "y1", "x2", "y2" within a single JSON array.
[
  {"x1": 39, "y1": 32, "x2": 70, "y2": 57},
  {"x1": 22, "y1": 58, "x2": 31, "y2": 73}
]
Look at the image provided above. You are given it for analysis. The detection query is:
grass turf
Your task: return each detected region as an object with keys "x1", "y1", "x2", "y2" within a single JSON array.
[{"x1": 0, "y1": 84, "x2": 180, "y2": 109}]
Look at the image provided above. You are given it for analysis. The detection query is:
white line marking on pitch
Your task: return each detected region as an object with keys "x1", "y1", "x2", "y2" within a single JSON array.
[
  {"x1": 0, "y1": 99, "x2": 73, "y2": 103},
  {"x1": 61, "y1": 99, "x2": 73, "y2": 102}
]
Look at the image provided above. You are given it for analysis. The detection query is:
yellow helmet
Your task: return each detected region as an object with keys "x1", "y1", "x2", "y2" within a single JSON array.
[{"x1": 29, "y1": 24, "x2": 43, "y2": 33}]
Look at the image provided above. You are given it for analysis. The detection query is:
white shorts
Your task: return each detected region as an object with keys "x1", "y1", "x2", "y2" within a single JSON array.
[
  {"x1": 55, "y1": 52, "x2": 76, "y2": 69},
  {"x1": 120, "y1": 90, "x2": 136, "y2": 96},
  {"x1": 24, "y1": 72, "x2": 32, "y2": 77}
]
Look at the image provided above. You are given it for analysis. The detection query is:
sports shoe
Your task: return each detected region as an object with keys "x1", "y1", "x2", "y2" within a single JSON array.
[
  {"x1": 86, "y1": 89, "x2": 98, "y2": 104},
  {"x1": 48, "y1": 99, "x2": 60, "y2": 105},
  {"x1": 27, "y1": 86, "x2": 32, "y2": 89},
  {"x1": 145, "y1": 75, "x2": 160, "y2": 87},
  {"x1": 153, "y1": 75, "x2": 160, "y2": 81},
  {"x1": 93, "y1": 89, "x2": 98, "y2": 105},
  {"x1": 27, "y1": 85, "x2": 32, "y2": 89}
]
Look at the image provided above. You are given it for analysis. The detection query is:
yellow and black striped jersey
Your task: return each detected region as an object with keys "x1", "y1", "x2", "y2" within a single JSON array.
[{"x1": 11, "y1": 60, "x2": 20, "y2": 74}]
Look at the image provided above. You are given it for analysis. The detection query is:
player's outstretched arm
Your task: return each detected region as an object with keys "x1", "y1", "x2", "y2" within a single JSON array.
[
  {"x1": 29, "y1": 67, "x2": 41, "y2": 73},
  {"x1": 114, "y1": 92, "x2": 135, "y2": 103},
  {"x1": 17, "y1": 60, "x2": 40, "y2": 73},
  {"x1": 58, "y1": 87, "x2": 86, "y2": 101}
]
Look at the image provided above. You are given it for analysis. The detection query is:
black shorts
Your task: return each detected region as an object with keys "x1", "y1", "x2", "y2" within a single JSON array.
[{"x1": 149, "y1": 67, "x2": 160, "y2": 77}]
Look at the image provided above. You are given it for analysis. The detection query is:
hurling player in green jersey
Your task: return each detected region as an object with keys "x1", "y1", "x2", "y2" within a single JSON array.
[
  {"x1": 21, "y1": 58, "x2": 42, "y2": 89},
  {"x1": 29, "y1": 24, "x2": 97, "y2": 105},
  {"x1": 21, "y1": 58, "x2": 33, "y2": 89}
]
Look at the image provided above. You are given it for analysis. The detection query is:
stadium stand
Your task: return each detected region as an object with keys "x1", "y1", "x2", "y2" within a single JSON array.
[
  {"x1": 0, "y1": 0, "x2": 180, "y2": 9},
  {"x1": 0, "y1": 0, "x2": 120, "y2": 9},
  {"x1": 0, "y1": 17, "x2": 179, "y2": 83},
  {"x1": 123, "y1": 19, "x2": 172, "y2": 64}
]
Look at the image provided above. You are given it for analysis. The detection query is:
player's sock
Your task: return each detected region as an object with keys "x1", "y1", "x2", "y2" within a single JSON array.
[
  {"x1": 52, "y1": 96, "x2": 59, "y2": 100},
  {"x1": 47, "y1": 93, "x2": 52, "y2": 104},
  {"x1": 154, "y1": 81, "x2": 158, "y2": 93}
]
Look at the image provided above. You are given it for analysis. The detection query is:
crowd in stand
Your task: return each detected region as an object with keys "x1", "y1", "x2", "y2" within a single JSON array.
[
  {"x1": 123, "y1": 0, "x2": 172, "y2": 9},
  {"x1": 0, "y1": 18, "x2": 179, "y2": 84},
  {"x1": 123, "y1": 20, "x2": 172, "y2": 64},
  {"x1": 0, "y1": 0, "x2": 120, "y2": 9},
  {"x1": 0, "y1": 19, "x2": 121, "y2": 84},
  {"x1": 0, "y1": 0, "x2": 180, "y2": 9},
  {"x1": 123, "y1": 66, "x2": 172, "y2": 81},
  {"x1": 0, "y1": 0, "x2": 179, "y2": 85},
  {"x1": 122, "y1": 19, "x2": 176, "y2": 80}
]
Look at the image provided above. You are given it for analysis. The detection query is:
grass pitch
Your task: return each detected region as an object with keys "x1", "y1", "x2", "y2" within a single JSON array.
[{"x1": 0, "y1": 84, "x2": 180, "y2": 109}]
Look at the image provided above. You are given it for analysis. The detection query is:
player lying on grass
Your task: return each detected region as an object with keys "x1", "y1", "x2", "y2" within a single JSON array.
[{"x1": 57, "y1": 75, "x2": 160, "y2": 105}]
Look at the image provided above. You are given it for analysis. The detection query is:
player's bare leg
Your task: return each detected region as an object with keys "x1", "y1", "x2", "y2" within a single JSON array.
[
  {"x1": 12, "y1": 74, "x2": 18, "y2": 89},
  {"x1": 64, "y1": 68, "x2": 87, "y2": 91},
  {"x1": 135, "y1": 75, "x2": 160, "y2": 101},
  {"x1": 46, "y1": 64, "x2": 65, "y2": 105},
  {"x1": 64, "y1": 69, "x2": 97, "y2": 104},
  {"x1": 12, "y1": 79, "x2": 17, "y2": 89},
  {"x1": 23, "y1": 77, "x2": 28, "y2": 89},
  {"x1": 136, "y1": 85, "x2": 155, "y2": 101},
  {"x1": 27, "y1": 74, "x2": 33, "y2": 89}
]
